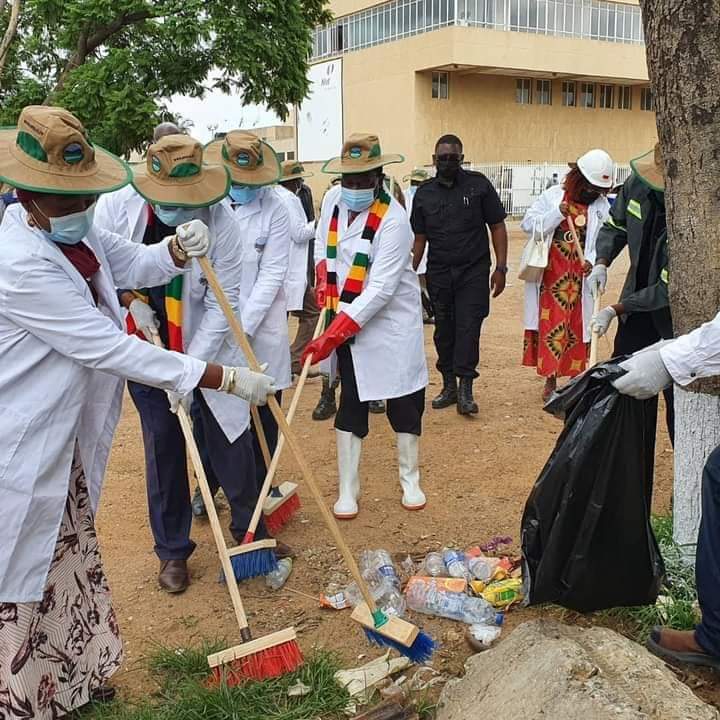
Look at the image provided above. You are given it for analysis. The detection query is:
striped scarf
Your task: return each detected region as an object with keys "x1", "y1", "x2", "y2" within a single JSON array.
[
  {"x1": 325, "y1": 188, "x2": 391, "y2": 329},
  {"x1": 126, "y1": 275, "x2": 184, "y2": 352}
]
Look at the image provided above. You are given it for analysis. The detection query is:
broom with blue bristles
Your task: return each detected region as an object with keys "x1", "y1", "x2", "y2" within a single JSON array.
[{"x1": 198, "y1": 256, "x2": 436, "y2": 663}]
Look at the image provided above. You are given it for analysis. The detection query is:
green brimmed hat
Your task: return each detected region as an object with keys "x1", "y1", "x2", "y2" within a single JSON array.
[
  {"x1": 403, "y1": 168, "x2": 430, "y2": 183},
  {"x1": 0, "y1": 105, "x2": 130, "y2": 195},
  {"x1": 204, "y1": 131, "x2": 281, "y2": 186},
  {"x1": 132, "y1": 134, "x2": 230, "y2": 208},
  {"x1": 631, "y1": 142, "x2": 664, "y2": 191},
  {"x1": 278, "y1": 160, "x2": 313, "y2": 183},
  {"x1": 322, "y1": 133, "x2": 403, "y2": 175}
]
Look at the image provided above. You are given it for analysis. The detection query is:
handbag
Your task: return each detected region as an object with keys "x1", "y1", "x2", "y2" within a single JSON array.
[{"x1": 518, "y1": 218, "x2": 550, "y2": 282}]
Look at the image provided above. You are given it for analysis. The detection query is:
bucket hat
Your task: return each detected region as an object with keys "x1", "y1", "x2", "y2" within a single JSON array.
[
  {"x1": 630, "y1": 142, "x2": 664, "y2": 191},
  {"x1": 323, "y1": 133, "x2": 403, "y2": 175},
  {"x1": 278, "y1": 160, "x2": 313, "y2": 183},
  {"x1": 204, "y1": 131, "x2": 281, "y2": 187}
]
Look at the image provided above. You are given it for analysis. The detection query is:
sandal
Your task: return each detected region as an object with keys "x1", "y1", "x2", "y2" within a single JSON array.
[{"x1": 647, "y1": 626, "x2": 720, "y2": 670}]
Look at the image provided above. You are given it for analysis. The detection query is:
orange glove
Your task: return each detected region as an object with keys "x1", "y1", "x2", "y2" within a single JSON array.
[
  {"x1": 315, "y1": 260, "x2": 327, "y2": 309},
  {"x1": 301, "y1": 312, "x2": 361, "y2": 366}
]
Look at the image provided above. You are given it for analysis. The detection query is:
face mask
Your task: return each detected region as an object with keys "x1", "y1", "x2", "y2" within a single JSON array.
[
  {"x1": 154, "y1": 205, "x2": 197, "y2": 227},
  {"x1": 341, "y1": 187, "x2": 376, "y2": 212},
  {"x1": 34, "y1": 201, "x2": 95, "y2": 245},
  {"x1": 229, "y1": 185, "x2": 260, "y2": 205},
  {"x1": 436, "y1": 158, "x2": 461, "y2": 181},
  {"x1": 578, "y1": 189, "x2": 601, "y2": 204}
]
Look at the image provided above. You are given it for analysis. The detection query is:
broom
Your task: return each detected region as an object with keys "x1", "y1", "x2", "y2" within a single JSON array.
[
  {"x1": 197, "y1": 256, "x2": 436, "y2": 663},
  {"x1": 149, "y1": 332, "x2": 301, "y2": 683},
  {"x1": 262, "y1": 310, "x2": 327, "y2": 534},
  {"x1": 242, "y1": 310, "x2": 326, "y2": 546}
]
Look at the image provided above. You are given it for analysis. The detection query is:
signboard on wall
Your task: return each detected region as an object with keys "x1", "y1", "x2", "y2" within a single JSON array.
[{"x1": 298, "y1": 59, "x2": 343, "y2": 163}]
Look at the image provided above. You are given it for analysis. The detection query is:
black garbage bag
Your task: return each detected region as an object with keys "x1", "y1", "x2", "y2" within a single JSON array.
[{"x1": 521, "y1": 360, "x2": 666, "y2": 612}]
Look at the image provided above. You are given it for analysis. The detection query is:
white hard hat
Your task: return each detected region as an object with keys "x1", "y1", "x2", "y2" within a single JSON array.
[{"x1": 576, "y1": 148, "x2": 614, "y2": 189}]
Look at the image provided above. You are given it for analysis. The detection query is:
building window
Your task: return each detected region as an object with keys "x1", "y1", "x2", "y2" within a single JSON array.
[
  {"x1": 599, "y1": 84, "x2": 614, "y2": 109},
  {"x1": 516, "y1": 78, "x2": 532, "y2": 104},
  {"x1": 580, "y1": 82, "x2": 595, "y2": 108},
  {"x1": 536, "y1": 79, "x2": 552, "y2": 105},
  {"x1": 617, "y1": 85, "x2": 632, "y2": 110},
  {"x1": 641, "y1": 87, "x2": 654, "y2": 111},
  {"x1": 561, "y1": 81, "x2": 576, "y2": 107},
  {"x1": 287, "y1": 151, "x2": 295, "y2": 160},
  {"x1": 276, "y1": 151, "x2": 286, "y2": 161},
  {"x1": 432, "y1": 71, "x2": 449, "y2": 99}
]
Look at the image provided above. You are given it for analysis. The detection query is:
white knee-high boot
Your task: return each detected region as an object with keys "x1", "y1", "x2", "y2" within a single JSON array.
[
  {"x1": 334, "y1": 429, "x2": 362, "y2": 519},
  {"x1": 397, "y1": 433, "x2": 426, "y2": 510}
]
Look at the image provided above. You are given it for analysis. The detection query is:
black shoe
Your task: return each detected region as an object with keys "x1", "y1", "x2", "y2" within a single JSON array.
[
  {"x1": 312, "y1": 378, "x2": 337, "y2": 420},
  {"x1": 432, "y1": 374, "x2": 458, "y2": 409},
  {"x1": 191, "y1": 486, "x2": 207, "y2": 518},
  {"x1": 457, "y1": 377, "x2": 479, "y2": 415},
  {"x1": 369, "y1": 400, "x2": 386, "y2": 414}
]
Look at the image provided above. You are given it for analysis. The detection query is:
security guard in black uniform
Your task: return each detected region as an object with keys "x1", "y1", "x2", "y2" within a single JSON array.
[
  {"x1": 410, "y1": 134, "x2": 508, "y2": 416},
  {"x1": 589, "y1": 143, "x2": 674, "y2": 443}
]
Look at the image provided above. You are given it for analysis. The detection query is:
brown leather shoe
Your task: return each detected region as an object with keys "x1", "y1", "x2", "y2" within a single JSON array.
[
  {"x1": 274, "y1": 541, "x2": 296, "y2": 560},
  {"x1": 158, "y1": 559, "x2": 189, "y2": 593}
]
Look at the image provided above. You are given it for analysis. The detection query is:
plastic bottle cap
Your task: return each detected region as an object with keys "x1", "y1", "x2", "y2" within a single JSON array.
[{"x1": 495, "y1": 613, "x2": 505, "y2": 626}]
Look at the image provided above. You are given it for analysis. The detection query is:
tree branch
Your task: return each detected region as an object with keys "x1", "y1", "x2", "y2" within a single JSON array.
[{"x1": 0, "y1": 0, "x2": 22, "y2": 82}]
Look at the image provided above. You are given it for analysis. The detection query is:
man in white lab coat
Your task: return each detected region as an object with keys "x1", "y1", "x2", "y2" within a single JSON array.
[
  {"x1": 204, "y1": 131, "x2": 295, "y2": 524},
  {"x1": 613, "y1": 322, "x2": 720, "y2": 670},
  {"x1": 95, "y1": 134, "x2": 278, "y2": 593},
  {"x1": 303, "y1": 133, "x2": 428, "y2": 519},
  {"x1": 274, "y1": 160, "x2": 321, "y2": 375}
]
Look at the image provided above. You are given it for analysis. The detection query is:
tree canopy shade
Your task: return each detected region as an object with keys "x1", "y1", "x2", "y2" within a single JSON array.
[{"x1": 0, "y1": 0, "x2": 331, "y2": 155}]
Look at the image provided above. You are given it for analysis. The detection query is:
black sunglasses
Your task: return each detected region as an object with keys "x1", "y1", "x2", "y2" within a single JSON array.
[{"x1": 435, "y1": 153, "x2": 462, "y2": 162}]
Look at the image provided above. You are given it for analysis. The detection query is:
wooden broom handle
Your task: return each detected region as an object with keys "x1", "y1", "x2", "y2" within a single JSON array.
[
  {"x1": 250, "y1": 404, "x2": 272, "y2": 469},
  {"x1": 589, "y1": 291, "x2": 602, "y2": 367},
  {"x1": 245, "y1": 309, "x2": 326, "y2": 539},
  {"x1": 197, "y1": 256, "x2": 378, "y2": 612},
  {"x1": 150, "y1": 332, "x2": 250, "y2": 632}
]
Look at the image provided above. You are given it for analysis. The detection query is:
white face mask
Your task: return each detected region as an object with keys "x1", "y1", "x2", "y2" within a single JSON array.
[{"x1": 33, "y1": 200, "x2": 95, "y2": 245}]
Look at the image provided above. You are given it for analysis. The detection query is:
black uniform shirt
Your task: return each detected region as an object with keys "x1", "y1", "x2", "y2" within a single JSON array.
[{"x1": 410, "y1": 169, "x2": 506, "y2": 268}]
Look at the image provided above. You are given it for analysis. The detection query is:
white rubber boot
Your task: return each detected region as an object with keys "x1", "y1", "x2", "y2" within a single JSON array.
[
  {"x1": 334, "y1": 429, "x2": 362, "y2": 519},
  {"x1": 397, "y1": 433, "x2": 426, "y2": 510}
]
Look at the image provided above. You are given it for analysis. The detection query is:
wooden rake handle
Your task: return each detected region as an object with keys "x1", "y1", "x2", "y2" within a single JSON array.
[
  {"x1": 149, "y1": 332, "x2": 250, "y2": 633},
  {"x1": 245, "y1": 308, "x2": 327, "y2": 539},
  {"x1": 197, "y1": 256, "x2": 379, "y2": 613}
]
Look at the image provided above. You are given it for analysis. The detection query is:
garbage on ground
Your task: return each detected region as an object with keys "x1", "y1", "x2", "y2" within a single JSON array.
[
  {"x1": 480, "y1": 578, "x2": 523, "y2": 609},
  {"x1": 443, "y1": 548, "x2": 470, "y2": 580},
  {"x1": 266, "y1": 557, "x2": 293, "y2": 590},
  {"x1": 468, "y1": 623, "x2": 502, "y2": 648},
  {"x1": 287, "y1": 679, "x2": 312, "y2": 697},
  {"x1": 335, "y1": 650, "x2": 411, "y2": 703}
]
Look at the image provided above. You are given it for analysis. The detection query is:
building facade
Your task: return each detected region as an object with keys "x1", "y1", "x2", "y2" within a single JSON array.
[{"x1": 301, "y1": 0, "x2": 657, "y2": 196}]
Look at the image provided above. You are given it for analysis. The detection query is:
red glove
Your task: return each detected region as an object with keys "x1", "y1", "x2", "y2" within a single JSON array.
[
  {"x1": 315, "y1": 260, "x2": 327, "y2": 309},
  {"x1": 301, "y1": 312, "x2": 361, "y2": 366}
]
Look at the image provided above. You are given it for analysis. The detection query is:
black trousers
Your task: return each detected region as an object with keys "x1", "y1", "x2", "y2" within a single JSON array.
[
  {"x1": 426, "y1": 261, "x2": 490, "y2": 379},
  {"x1": 613, "y1": 312, "x2": 675, "y2": 446},
  {"x1": 334, "y1": 344, "x2": 425, "y2": 439},
  {"x1": 251, "y1": 390, "x2": 283, "y2": 487}
]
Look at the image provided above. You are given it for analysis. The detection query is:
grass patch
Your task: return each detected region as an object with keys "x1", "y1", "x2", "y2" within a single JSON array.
[
  {"x1": 601, "y1": 515, "x2": 698, "y2": 641},
  {"x1": 83, "y1": 647, "x2": 351, "y2": 720}
]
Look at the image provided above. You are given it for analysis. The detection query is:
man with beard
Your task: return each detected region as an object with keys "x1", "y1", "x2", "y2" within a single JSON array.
[{"x1": 411, "y1": 134, "x2": 508, "y2": 415}]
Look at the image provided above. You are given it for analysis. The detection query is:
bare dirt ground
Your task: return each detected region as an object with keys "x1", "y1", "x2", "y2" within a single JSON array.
[{"x1": 97, "y1": 225, "x2": 715, "y2": 708}]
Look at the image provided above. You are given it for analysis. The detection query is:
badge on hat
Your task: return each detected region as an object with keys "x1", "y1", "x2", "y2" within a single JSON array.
[
  {"x1": 63, "y1": 142, "x2": 85, "y2": 165},
  {"x1": 349, "y1": 146, "x2": 362, "y2": 159},
  {"x1": 236, "y1": 152, "x2": 251, "y2": 167},
  {"x1": 151, "y1": 156, "x2": 162, "y2": 173}
]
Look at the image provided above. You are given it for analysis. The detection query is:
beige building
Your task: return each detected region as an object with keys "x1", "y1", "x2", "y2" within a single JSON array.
[
  {"x1": 245, "y1": 125, "x2": 297, "y2": 163},
  {"x1": 303, "y1": 0, "x2": 657, "y2": 201}
]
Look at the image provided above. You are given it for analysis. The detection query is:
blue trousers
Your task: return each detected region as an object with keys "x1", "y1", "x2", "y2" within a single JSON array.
[
  {"x1": 128, "y1": 382, "x2": 267, "y2": 561},
  {"x1": 250, "y1": 391, "x2": 282, "y2": 488},
  {"x1": 695, "y1": 445, "x2": 720, "y2": 658}
]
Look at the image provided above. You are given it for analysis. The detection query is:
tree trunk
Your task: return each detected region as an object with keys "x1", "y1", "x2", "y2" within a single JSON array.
[
  {"x1": 640, "y1": 1, "x2": 720, "y2": 552},
  {"x1": 0, "y1": 0, "x2": 22, "y2": 81}
]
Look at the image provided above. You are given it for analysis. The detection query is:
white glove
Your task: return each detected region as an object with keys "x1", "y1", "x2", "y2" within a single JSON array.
[
  {"x1": 176, "y1": 219, "x2": 211, "y2": 257},
  {"x1": 591, "y1": 306, "x2": 617, "y2": 337},
  {"x1": 612, "y1": 349, "x2": 673, "y2": 399},
  {"x1": 221, "y1": 363, "x2": 276, "y2": 406},
  {"x1": 129, "y1": 298, "x2": 159, "y2": 338},
  {"x1": 588, "y1": 264, "x2": 608, "y2": 297},
  {"x1": 166, "y1": 390, "x2": 191, "y2": 415}
]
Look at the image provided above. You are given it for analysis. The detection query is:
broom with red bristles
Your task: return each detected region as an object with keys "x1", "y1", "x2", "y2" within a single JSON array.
[{"x1": 149, "y1": 333, "x2": 302, "y2": 683}]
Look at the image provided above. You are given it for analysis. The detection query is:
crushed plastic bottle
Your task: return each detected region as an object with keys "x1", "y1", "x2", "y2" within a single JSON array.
[
  {"x1": 423, "y1": 552, "x2": 446, "y2": 577},
  {"x1": 361, "y1": 549, "x2": 401, "y2": 589},
  {"x1": 265, "y1": 558, "x2": 292, "y2": 590},
  {"x1": 345, "y1": 576, "x2": 406, "y2": 617},
  {"x1": 405, "y1": 577, "x2": 504, "y2": 625},
  {"x1": 467, "y1": 556, "x2": 501, "y2": 582},
  {"x1": 443, "y1": 548, "x2": 470, "y2": 580},
  {"x1": 468, "y1": 624, "x2": 502, "y2": 648}
]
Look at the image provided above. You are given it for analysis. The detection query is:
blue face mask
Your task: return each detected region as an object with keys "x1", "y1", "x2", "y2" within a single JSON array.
[
  {"x1": 229, "y1": 185, "x2": 260, "y2": 205},
  {"x1": 341, "y1": 187, "x2": 376, "y2": 213},
  {"x1": 35, "y1": 201, "x2": 95, "y2": 245},
  {"x1": 154, "y1": 205, "x2": 197, "y2": 227}
]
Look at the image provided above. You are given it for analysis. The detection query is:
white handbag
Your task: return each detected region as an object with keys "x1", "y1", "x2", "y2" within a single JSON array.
[{"x1": 518, "y1": 218, "x2": 550, "y2": 283}]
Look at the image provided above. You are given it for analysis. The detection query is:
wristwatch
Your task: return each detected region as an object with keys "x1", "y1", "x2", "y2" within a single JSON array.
[
  {"x1": 495, "y1": 265, "x2": 508, "y2": 274},
  {"x1": 171, "y1": 235, "x2": 189, "y2": 264}
]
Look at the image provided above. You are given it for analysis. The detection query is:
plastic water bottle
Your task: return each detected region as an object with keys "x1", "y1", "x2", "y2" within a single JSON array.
[
  {"x1": 361, "y1": 550, "x2": 401, "y2": 589},
  {"x1": 443, "y1": 548, "x2": 470, "y2": 580},
  {"x1": 406, "y1": 580, "x2": 504, "y2": 625},
  {"x1": 467, "y1": 556, "x2": 499, "y2": 582},
  {"x1": 423, "y1": 552, "x2": 446, "y2": 577},
  {"x1": 265, "y1": 558, "x2": 292, "y2": 590},
  {"x1": 345, "y1": 577, "x2": 406, "y2": 617}
]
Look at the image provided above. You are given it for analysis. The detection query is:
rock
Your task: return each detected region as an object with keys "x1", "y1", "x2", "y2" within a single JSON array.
[{"x1": 436, "y1": 620, "x2": 719, "y2": 720}]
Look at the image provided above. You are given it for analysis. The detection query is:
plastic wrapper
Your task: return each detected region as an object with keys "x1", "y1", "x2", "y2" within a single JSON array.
[{"x1": 521, "y1": 361, "x2": 665, "y2": 612}]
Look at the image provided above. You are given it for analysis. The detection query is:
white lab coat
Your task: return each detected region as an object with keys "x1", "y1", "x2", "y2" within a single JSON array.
[
  {"x1": 405, "y1": 185, "x2": 428, "y2": 275},
  {"x1": 272, "y1": 185, "x2": 314, "y2": 312},
  {"x1": 95, "y1": 186, "x2": 251, "y2": 441},
  {"x1": 0, "y1": 205, "x2": 205, "y2": 602},
  {"x1": 314, "y1": 185, "x2": 428, "y2": 401},
  {"x1": 230, "y1": 188, "x2": 292, "y2": 390},
  {"x1": 521, "y1": 185, "x2": 610, "y2": 343}
]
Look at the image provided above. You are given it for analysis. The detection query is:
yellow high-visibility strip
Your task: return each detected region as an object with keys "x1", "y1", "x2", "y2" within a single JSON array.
[
  {"x1": 605, "y1": 216, "x2": 626, "y2": 232},
  {"x1": 661, "y1": 268, "x2": 669, "y2": 284},
  {"x1": 628, "y1": 199, "x2": 642, "y2": 220}
]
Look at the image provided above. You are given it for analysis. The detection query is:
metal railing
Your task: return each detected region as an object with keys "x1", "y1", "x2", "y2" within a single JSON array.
[{"x1": 312, "y1": 0, "x2": 643, "y2": 60}]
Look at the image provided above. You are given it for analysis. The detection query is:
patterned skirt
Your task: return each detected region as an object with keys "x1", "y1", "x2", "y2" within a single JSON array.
[
  {"x1": 522, "y1": 228, "x2": 588, "y2": 379},
  {"x1": 0, "y1": 451, "x2": 122, "y2": 719}
]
